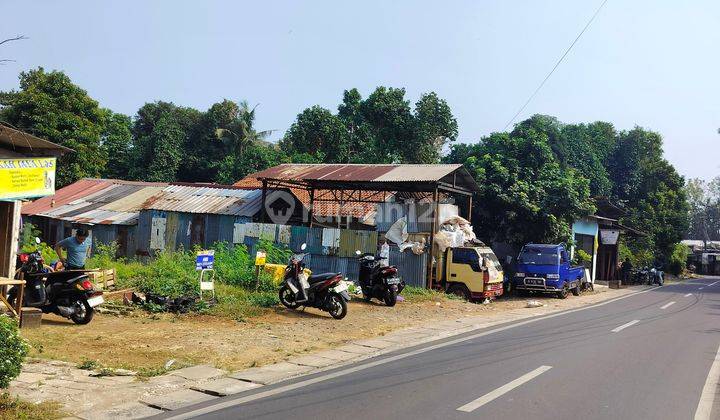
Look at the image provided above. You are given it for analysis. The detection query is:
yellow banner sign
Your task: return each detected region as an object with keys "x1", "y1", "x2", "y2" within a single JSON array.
[{"x1": 0, "y1": 158, "x2": 56, "y2": 200}]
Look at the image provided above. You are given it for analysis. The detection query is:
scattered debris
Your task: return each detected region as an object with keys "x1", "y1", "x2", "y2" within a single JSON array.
[{"x1": 526, "y1": 300, "x2": 545, "y2": 308}]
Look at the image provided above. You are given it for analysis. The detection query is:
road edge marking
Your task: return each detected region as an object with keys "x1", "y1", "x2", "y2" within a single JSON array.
[
  {"x1": 708, "y1": 281, "x2": 719, "y2": 287},
  {"x1": 611, "y1": 320, "x2": 640, "y2": 333},
  {"x1": 456, "y1": 365, "x2": 552, "y2": 412},
  {"x1": 685, "y1": 293, "x2": 693, "y2": 297},
  {"x1": 660, "y1": 301, "x2": 676, "y2": 309},
  {"x1": 695, "y1": 342, "x2": 720, "y2": 420},
  {"x1": 162, "y1": 287, "x2": 659, "y2": 420}
]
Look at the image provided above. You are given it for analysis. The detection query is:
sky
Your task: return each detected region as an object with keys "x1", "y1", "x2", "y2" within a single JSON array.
[{"x1": 0, "y1": 0, "x2": 718, "y2": 180}]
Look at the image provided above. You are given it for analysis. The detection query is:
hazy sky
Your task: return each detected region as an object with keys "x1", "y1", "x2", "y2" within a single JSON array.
[{"x1": 1, "y1": 1, "x2": 718, "y2": 180}]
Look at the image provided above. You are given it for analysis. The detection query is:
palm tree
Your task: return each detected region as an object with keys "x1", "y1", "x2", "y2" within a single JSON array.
[{"x1": 215, "y1": 101, "x2": 275, "y2": 156}]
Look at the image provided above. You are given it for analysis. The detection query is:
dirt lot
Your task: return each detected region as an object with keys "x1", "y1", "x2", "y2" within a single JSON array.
[{"x1": 20, "y1": 287, "x2": 626, "y2": 374}]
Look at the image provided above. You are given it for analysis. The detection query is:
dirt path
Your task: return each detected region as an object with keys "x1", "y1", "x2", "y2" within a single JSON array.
[{"x1": 20, "y1": 286, "x2": 628, "y2": 373}]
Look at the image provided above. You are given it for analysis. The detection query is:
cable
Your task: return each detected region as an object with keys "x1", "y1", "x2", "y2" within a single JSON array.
[{"x1": 502, "y1": 0, "x2": 610, "y2": 131}]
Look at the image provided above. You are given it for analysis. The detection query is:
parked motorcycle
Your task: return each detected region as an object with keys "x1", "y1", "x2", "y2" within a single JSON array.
[
  {"x1": 8, "y1": 238, "x2": 103, "y2": 325},
  {"x1": 633, "y1": 267, "x2": 650, "y2": 285},
  {"x1": 649, "y1": 267, "x2": 664, "y2": 286},
  {"x1": 356, "y1": 250, "x2": 404, "y2": 306},
  {"x1": 278, "y1": 243, "x2": 351, "y2": 319}
]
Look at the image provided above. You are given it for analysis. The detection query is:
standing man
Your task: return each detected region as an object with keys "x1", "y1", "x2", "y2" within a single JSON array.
[
  {"x1": 620, "y1": 257, "x2": 633, "y2": 285},
  {"x1": 55, "y1": 228, "x2": 91, "y2": 270}
]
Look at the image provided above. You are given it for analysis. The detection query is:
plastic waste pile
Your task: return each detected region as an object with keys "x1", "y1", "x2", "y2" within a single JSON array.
[
  {"x1": 385, "y1": 217, "x2": 427, "y2": 255},
  {"x1": 433, "y1": 216, "x2": 480, "y2": 253}
]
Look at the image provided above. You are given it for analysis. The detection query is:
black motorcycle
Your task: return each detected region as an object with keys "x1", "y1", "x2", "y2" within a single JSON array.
[
  {"x1": 8, "y1": 238, "x2": 103, "y2": 325},
  {"x1": 356, "y1": 251, "x2": 405, "y2": 307},
  {"x1": 278, "y1": 243, "x2": 351, "y2": 320}
]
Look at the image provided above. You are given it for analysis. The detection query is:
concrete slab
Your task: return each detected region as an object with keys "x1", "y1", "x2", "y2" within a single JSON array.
[
  {"x1": 336, "y1": 343, "x2": 378, "y2": 354},
  {"x1": 312, "y1": 349, "x2": 359, "y2": 362},
  {"x1": 78, "y1": 402, "x2": 164, "y2": 420},
  {"x1": 168, "y1": 364, "x2": 226, "y2": 381},
  {"x1": 146, "y1": 374, "x2": 189, "y2": 386},
  {"x1": 286, "y1": 354, "x2": 337, "y2": 368},
  {"x1": 229, "y1": 362, "x2": 313, "y2": 385},
  {"x1": 191, "y1": 378, "x2": 262, "y2": 396},
  {"x1": 140, "y1": 388, "x2": 217, "y2": 411},
  {"x1": 353, "y1": 338, "x2": 398, "y2": 349}
]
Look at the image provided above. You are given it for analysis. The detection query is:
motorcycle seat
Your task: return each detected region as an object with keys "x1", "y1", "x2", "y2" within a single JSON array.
[{"x1": 308, "y1": 273, "x2": 340, "y2": 284}]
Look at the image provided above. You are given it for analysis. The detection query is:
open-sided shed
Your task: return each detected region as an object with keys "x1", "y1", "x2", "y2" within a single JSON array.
[{"x1": 246, "y1": 163, "x2": 481, "y2": 287}]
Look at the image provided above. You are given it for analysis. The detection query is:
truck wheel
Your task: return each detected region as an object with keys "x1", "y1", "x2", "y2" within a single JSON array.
[
  {"x1": 571, "y1": 281, "x2": 581, "y2": 296},
  {"x1": 557, "y1": 285, "x2": 569, "y2": 299},
  {"x1": 447, "y1": 284, "x2": 471, "y2": 301}
]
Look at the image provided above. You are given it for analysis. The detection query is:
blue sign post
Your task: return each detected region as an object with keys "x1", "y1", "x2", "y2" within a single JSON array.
[{"x1": 196, "y1": 250, "x2": 215, "y2": 270}]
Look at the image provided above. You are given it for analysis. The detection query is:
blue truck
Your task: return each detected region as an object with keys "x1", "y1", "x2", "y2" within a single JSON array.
[{"x1": 512, "y1": 244, "x2": 586, "y2": 299}]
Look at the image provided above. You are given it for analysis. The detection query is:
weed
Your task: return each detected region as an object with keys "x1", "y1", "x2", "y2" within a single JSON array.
[{"x1": 0, "y1": 393, "x2": 65, "y2": 420}]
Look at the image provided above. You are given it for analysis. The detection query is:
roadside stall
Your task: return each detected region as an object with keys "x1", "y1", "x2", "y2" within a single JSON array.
[{"x1": 0, "y1": 124, "x2": 70, "y2": 323}]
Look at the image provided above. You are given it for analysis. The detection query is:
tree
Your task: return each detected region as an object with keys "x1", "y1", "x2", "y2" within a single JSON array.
[
  {"x1": 282, "y1": 87, "x2": 458, "y2": 164},
  {"x1": 455, "y1": 129, "x2": 594, "y2": 246},
  {"x1": 280, "y1": 106, "x2": 349, "y2": 162},
  {"x1": 686, "y1": 177, "x2": 720, "y2": 241},
  {"x1": 215, "y1": 142, "x2": 292, "y2": 185},
  {"x1": 0, "y1": 67, "x2": 108, "y2": 186},
  {"x1": 410, "y1": 92, "x2": 458, "y2": 163},
  {"x1": 101, "y1": 111, "x2": 133, "y2": 179},
  {"x1": 129, "y1": 101, "x2": 202, "y2": 181},
  {"x1": 609, "y1": 127, "x2": 689, "y2": 258},
  {"x1": 214, "y1": 100, "x2": 274, "y2": 156}
]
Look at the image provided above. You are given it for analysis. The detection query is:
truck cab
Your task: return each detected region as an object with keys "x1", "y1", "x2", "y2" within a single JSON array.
[
  {"x1": 512, "y1": 244, "x2": 585, "y2": 299},
  {"x1": 443, "y1": 246, "x2": 504, "y2": 301}
]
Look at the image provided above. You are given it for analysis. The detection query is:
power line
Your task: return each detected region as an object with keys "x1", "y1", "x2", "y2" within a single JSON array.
[{"x1": 502, "y1": 0, "x2": 610, "y2": 131}]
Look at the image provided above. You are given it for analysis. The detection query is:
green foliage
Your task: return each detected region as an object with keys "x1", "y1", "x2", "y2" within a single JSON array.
[
  {"x1": 668, "y1": 243, "x2": 689, "y2": 275},
  {"x1": 686, "y1": 177, "x2": 720, "y2": 241},
  {"x1": 0, "y1": 67, "x2": 108, "y2": 187},
  {"x1": 19, "y1": 223, "x2": 56, "y2": 263},
  {"x1": 449, "y1": 129, "x2": 594, "y2": 246},
  {"x1": 101, "y1": 112, "x2": 133, "y2": 179},
  {"x1": 0, "y1": 393, "x2": 65, "y2": 420},
  {"x1": 574, "y1": 249, "x2": 592, "y2": 265},
  {"x1": 0, "y1": 316, "x2": 28, "y2": 389},
  {"x1": 280, "y1": 87, "x2": 457, "y2": 164},
  {"x1": 246, "y1": 291, "x2": 280, "y2": 308},
  {"x1": 446, "y1": 115, "x2": 689, "y2": 261}
]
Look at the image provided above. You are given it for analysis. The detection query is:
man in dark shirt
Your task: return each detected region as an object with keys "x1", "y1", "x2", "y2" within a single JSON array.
[{"x1": 621, "y1": 258, "x2": 633, "y2": 284}]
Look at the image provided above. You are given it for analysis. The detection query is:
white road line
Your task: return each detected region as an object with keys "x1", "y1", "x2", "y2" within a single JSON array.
[
  {"x1": 456, "y1": 366, "x2": 553, "y2": 412},
  {"x1": 612, "y1": 320, "x2": 640, "y2": 333},
  {"x1": 699, "y1": 287, "x2": 705, "y2": 290},
  {"x1": 708, "y1": 281, "x2": 719, "y2": 286},
  {"x1": 660, "y1": 301, "x2": 676, "y2": 309},
  {"x1": 694, "y1": 343, "x2": 720, "y2": 420},
  {"x1": 685, "y1": 293, "x2": 693, "y2": 297},
  {"x1": 164, "y1": 287, "x2": 660, "y2": 420}
]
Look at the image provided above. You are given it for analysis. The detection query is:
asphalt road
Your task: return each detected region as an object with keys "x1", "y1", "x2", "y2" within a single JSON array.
[{"x1": 158, "y1": 276, "x2": 720, "y2": 420}]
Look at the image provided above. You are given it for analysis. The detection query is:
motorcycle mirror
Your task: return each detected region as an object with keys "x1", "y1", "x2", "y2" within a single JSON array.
[
  {"x1": 355, "y1": 250, "x2": 362, "y2": 255},
  {"x1": 300, "y1": 243, "x2": 307, "y2": 251},
  {"x1": 35, "y1": 237, "x2": 41, "y2": 244}
]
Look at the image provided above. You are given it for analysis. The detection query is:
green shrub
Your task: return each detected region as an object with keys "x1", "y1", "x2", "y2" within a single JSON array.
[
  {"x1": 247, "y1": 291, "x2": 280, "y2": 308},
  {"x1": 668, "y1": 243, "x2": 689, "y2": 275},
  {"x1": 0, "y1": 316, "x2": 28, "y2": 389},
  {"x1": 137, "y1": 248, "x2": 197, "y2": 297},
  {"x1": 573, "y1": 249, "x2": 592, "y2": 265}
]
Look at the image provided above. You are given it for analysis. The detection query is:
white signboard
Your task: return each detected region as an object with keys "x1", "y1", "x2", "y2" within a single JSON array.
[{"x1": 600, "y1": 229, "x2": 620, "y2": 245}]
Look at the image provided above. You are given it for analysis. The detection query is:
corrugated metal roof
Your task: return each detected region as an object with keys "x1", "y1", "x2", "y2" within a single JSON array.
[
  {"x1": 141, "y1": 185, "x2": 265, "y2": 217},
  {"x1": 234, "y1": 176, "x2": 380, "y2": 220},
  {"x1": 0, "y1": 123, "x2": 73, "y2": 156},
  {"x1": 23, "y1": 179, "x2": 168, "y2": 225},
  {"x1": 247, "y1": 163, "x2": 464, "y2": 183}
]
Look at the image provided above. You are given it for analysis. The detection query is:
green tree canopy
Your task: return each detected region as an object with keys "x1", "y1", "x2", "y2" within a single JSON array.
[
  {"x1": 280, "y1": 87, "x2": 457, "y2": 164},
  {"x1": 0, "y1": 67, "x2": 108, "y2": 186},
  {"x1": 456, "y1": 130, "x2": 594, "y2": 245}
]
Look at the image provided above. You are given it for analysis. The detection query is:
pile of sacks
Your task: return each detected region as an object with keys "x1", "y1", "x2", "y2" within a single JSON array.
[{"x1": 433, "y1": 216, "x2": 480, "y2": 253}]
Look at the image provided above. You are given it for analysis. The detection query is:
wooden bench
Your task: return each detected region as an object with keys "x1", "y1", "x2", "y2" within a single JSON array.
[{"x1": 0, "y1": 277, "x2": 25, "y2": 318}]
